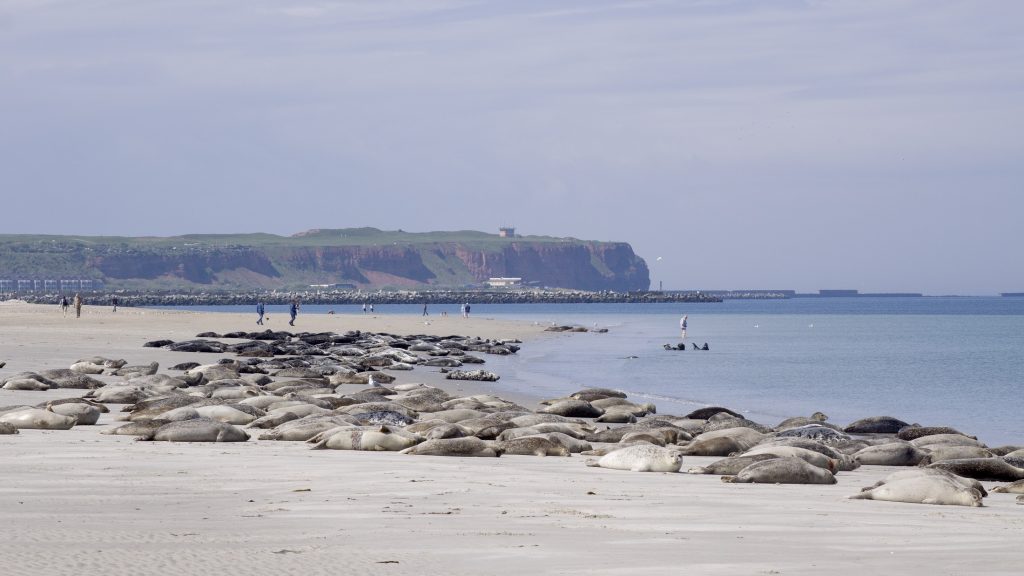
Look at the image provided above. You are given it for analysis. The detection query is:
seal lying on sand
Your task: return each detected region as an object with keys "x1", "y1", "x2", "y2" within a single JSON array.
[
  {"x1": 991, "y1": 480, "x2": 1024, "y2": 494},
  {"x1": 585, "y1": 445, "x2": 682, "y2": 472},
  {"x1": 850, "y1": 474, "x2": 983, "y2": 507},
  {"x1": 101, "y1": 420, "x2": 170, "y2": 436},
  {"x1": 311, "y1": 426, "x2": 419, "y2": 451},
  {"x1": 853, "y1": 442, "x2": 928, "y2": 466},
  {"x1": 687, "y1": 454, "x2": 777, "y2": 475},
  {"x1": 927, "y1": 458, "x2": 1024, "y2": 481},
  {"x1": 496, "y1": 436, "x2": 571, "y2": 457},
  {"x1": 0, "y1": 408, "x2": 76, "y2": 430},
  {"x1": 861, "y1": 468, "x2": 987, "y2": 497},
  {"x1": 138, "y1": 418, "x2": 249, "y2": 442},
  {"x1": 722, "y1": 457, "x2": 836, "y2": 484},
  {"x1": 399, "y1": 437, "x2": 502, "y2": 457}
]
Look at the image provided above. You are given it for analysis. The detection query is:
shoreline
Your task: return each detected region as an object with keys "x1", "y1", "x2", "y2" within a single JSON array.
[{"x1": 3, "y1": 302, "x2": 1024, "y2": 575}]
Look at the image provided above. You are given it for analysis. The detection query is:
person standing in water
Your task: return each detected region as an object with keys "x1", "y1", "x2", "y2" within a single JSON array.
[
  {"x1": 680, "y1": 315, "x2": 688, "y2": 339},
  {"x1": 256, "y1": 300, "x2": 265, "y2": 325},
  {"x1": 289, "y1": 299, "x2": 299, "y2": 326}
]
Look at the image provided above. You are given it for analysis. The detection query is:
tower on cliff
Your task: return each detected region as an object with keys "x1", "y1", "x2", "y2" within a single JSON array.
[{"x1": 498, "y1": 227, "x2": 516, "y2": 238}]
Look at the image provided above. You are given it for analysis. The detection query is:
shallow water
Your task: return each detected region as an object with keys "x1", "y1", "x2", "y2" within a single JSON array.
[{"x1": 158, "y1": 298, "x2": 1024, "y2": 445}]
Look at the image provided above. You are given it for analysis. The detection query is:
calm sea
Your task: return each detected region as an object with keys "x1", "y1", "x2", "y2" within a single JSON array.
[{"x1": 156, "y1": 298, "x2": 1024, "y2": 445}]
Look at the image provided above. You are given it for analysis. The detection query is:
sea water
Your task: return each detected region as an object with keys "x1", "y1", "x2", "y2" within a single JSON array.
[{"x1": 157, "y1": 298, "x2": 1024, "y2": 445}]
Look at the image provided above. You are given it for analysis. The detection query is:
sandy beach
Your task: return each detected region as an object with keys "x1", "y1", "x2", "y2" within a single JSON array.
[{"x1": 2, "y1": 302, "x2": 1023, "y2": 576}]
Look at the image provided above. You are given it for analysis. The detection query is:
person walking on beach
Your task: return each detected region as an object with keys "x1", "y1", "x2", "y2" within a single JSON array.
[
  {"x1": 256, "y1": 300, "x2": 265, "y2": 325},
  {"x1": 423, "y1": 303, "x2": 429, "y2": 316},
  {"x1": 289, "y1": 299, "x2": 299, "y2": 326},
  {"x1": 680, "y1": 315, "x2": 688, "y2": 339},
  {"x1": 369, "y1": 303, "x2": 374, "y2": 313},
  {"x1": 73, "y1": 293, "x2": 83, "y2": 318},
  {"x1": 111, "y1": 296, "x2": 119, "y2": 312},
  {"x1": 60, "y1": 296, "x2": 69, "y2": 318},
  {"x1": 362, "y1": 303, "x2": 367, "y2": 314},
  {"x1": 464, "y1": 303, "x2": 471, "y2": 318}
]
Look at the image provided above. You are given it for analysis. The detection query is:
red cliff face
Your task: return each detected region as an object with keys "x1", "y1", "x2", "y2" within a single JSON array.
[{"x1": 442, "y1": 242, "x2": 649, "y2": 291}]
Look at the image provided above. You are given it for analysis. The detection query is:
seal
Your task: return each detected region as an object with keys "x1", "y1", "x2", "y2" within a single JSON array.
[
  {"x1": 311, "y1": 426, "x2": 420, "y2": 451},
  {"x1": 138, "y1": 418, "x2": 250, "y2": 442},
  {"x1": 742, "y1": 446, "x2": 837, "y2": 471},
  {"x1": 537, "y1": 432, "x2": 592, "y2": 453},
  {"x1": 687, "y1": 454, "x2": 777, "y2": 475},
  {"x1": 983, "y1": 477, "x2": 1024, "y2": 491},
  {"x1": 677, "y1": 435, "x2": 745, "y2": 457},
  {"x1": 860, "y1": 468, "x2": 987, "y2": 497},
  {"x1": 585, "y1": 445, "x2": 682, "y2": 472},
  {"x1": 258, "y1": 416, "x2": 360, "y2": 441},
  {"x1": 853, "y1": 442, "x2": 928, "y2": 466},
  {"x1": 496, "y1": 436, "x2": 571, "y2": 457},
  {"x1": 849, "y1": 475, "x2": 983, "y2": 507},
  {"x1": 193, "y1": 405, "x2": 262, "y2": 425},
  {"x1": 911, "y1": 434, "x2": 985, "y2": 449},
  {"x1": 46, "y1": 402, "x2": 102, "y2": 425},
  {"x1": 686, "y1": 406, "x2": 741, "y2": 420},
  {"x1": 539, "y1": 399, "x2": 604, "y2": 418},
  {"x1": 775, "y1": 424, "x2": 850, "y2": 444},
  {"x1": 919, "y1": 445, "x2": 993, "y2": 464},
  {"x1": 0, "y1": 408, "x2": 76, "y2": 430},
  {"x1": 722, "y1": 457, "x2": 836, "y2": 485},
  {"x1": 896, "y1": 426, "x2": 972, "y2": 442},
  {"x1": 101, "y1": 419, "x2": 170, "y2": 436},
  {"x1": 928, "y1": 458, "x2": 1024, "y2": 481},
  {"x1": 399, "y1": 437, "x2": 503, "y2": 457},
  {"x1": 843, "y1": 416, "x2": 910, "y2": 434}
]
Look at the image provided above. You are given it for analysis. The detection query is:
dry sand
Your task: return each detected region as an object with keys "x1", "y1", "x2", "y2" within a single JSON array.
[{"x1": 2, "y1": 302, "x2": 1023, "y2": 576}]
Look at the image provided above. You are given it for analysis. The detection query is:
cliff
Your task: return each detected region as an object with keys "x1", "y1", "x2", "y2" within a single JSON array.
[{"x1": 0, "y1": 229, "x2": 650, "y2": 292}]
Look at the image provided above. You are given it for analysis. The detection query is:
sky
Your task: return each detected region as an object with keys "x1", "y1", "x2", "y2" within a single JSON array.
[{"x1": 1, "y1": 0, "x2": 1021, "y2": 294}]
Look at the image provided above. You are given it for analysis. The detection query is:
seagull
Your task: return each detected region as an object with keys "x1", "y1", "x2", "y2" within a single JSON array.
[{"x1": 369, "y1": 374, "x2": 380, "y2": 387}]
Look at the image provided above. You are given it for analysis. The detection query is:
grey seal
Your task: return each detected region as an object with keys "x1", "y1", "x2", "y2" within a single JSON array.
[
  {"x1": 849, "y1": 474, "x2": 983, "y2": 507},
  {"x1": 927, "y1": 458, "x2": 1024, "y2": 481},
  {"x1": 722, "y1": 457, "x2": 836, "y2": 485},
  {"x1": 895, "y1": 426, "x2": 972, "y2": 441},
  {"x1": 496, "y1": 436, "x2": 571, "y2": 457},
  {"x1": 311, "y1": 426, "x2": 420, "y2": 451},
  {"x1": 101, "y1": 419, "x2": 171, "y2": 436},
  {"x1": 843, "y1": 416, "x2": 910, "y2": 434},
  {"x1": 0, "y1": 408, "x2": 76, "y2": 430},
  {"x1": 991, "y1": 480, "x2": 1024, "y2": 494},
  {"x1": 138, "y1": 418, "x2": 250, "y2": 442},
  {"x1": 585, "y1": 445, "x2": 683, "y2": 472},
  {"x1": 687, "y1": 454, "x2": 778, "y2": 475},
  {"x1": 853, "y1": 442, "x2": 928, "y2": 466},
  {"x1": 539, "y1": 399, "x2": 604, "y2": 418},
  {"x1": 399, "y1": 437, "x2": 502, "y2": 457}
]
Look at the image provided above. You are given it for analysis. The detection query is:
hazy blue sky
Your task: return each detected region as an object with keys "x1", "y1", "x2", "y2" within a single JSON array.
[{"x1": 2, "y1": 0, "x2": 1021, "y2": 294}]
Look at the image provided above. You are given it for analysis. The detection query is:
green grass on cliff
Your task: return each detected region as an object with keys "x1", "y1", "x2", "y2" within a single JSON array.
[{"x1": 0, "y1": 228, "x2": 601, "y2": 250}]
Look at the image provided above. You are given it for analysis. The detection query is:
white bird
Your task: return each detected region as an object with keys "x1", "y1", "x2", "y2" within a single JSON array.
[
  {"x1": 369, "y1": 374, "x2": 380, "y2": 387},
  {"x1": 656, "y1": 256, "x2": 663, "y2": 261}
]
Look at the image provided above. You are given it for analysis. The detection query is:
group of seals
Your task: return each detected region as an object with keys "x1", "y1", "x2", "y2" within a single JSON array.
[{"x1": 4, "y1": 325, "x2": 1024, "y2": 510}]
